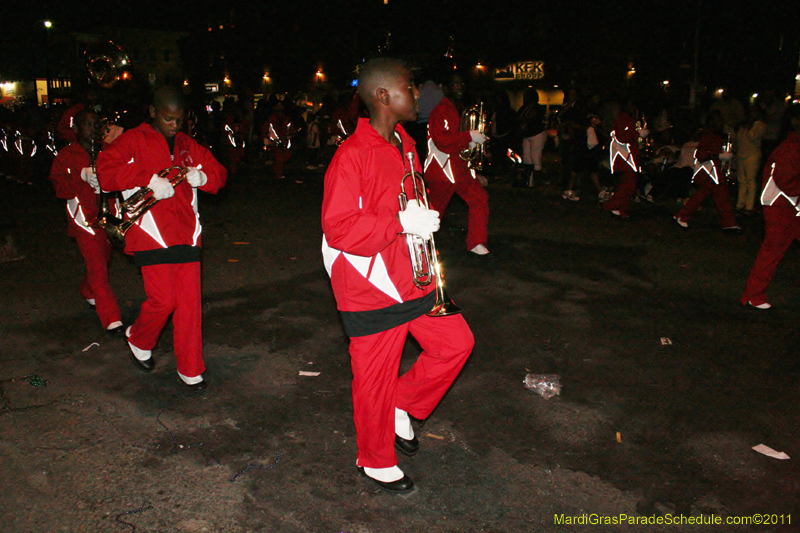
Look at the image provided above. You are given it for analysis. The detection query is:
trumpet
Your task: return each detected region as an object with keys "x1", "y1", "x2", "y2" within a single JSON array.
[
  {"x1": 399, "y1": 152, "x2": 461, "y2": 317},
  {"x1": 459, "y1": 102, "x2": 488, "y2": 171},
  {"x1": 98, "y1": 166, "x2": 190, "y2": 248}
]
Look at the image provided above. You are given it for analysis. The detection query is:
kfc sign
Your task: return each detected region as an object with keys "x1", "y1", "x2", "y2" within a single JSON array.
[{"x1": 494, "y1": 61, "x2": 545, "y2": 81}]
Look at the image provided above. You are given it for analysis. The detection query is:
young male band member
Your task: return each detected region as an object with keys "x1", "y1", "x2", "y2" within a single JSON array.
[
  {"x1": 740, "y1": 104, "x2": 800, "y2": 310},
  {"x1": 424, "y1": 75, "x2": 490, "y2": 255},
  {"x1": 96, "y1": 86, "x2": 227, "y2": 391},
  {"x1": 49, "y1": 108, "x2": 123, "y2": 335},
  {"x1": 321, "y1": 58, "x2": 474, "y2": 492},
  {"x1": 673, "y1": 110, "x2": 739, "y2": 231}
]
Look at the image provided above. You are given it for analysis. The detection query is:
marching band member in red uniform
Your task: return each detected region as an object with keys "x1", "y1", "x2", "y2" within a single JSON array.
[
  {"x1": 96, "y1": 87, "x2": 226, "y2": 391},
  {"x1": 602, "y1": 104, "x2": 648, "y2": 218},
  {"x1": 49, "y1": 109, "x2": 123, "y2": 334},
  {"x1": 261, "y1": 100, "x2": 296, "y2": 180},
  {"x1": 673, "y1": 111, "x2": 739, "y2": 231},
  {"x1": 740, "y1": 105, "x2": 800, "y2": 310},
  {"x1": 424, "y1": 76, "x2": 490, "y2": 255},
  {"x1": 322, "y1": 58, "x2": 474, "y2": 493}
]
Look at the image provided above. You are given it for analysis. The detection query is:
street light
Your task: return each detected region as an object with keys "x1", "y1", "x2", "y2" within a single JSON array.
[{"x1": 43, "y1": 20, "x2": 53, "y2": 107}]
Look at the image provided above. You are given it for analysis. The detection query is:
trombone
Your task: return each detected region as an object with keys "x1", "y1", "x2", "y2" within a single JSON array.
[{"x1": 399, "y1": 152, "x2": 461, "y2": 317}]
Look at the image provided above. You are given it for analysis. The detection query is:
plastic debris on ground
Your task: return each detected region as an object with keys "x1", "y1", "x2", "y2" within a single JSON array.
[
  {"x1": 523, "y1": 373, "x2": 561, "y2": 399},
  {"x1": 752, "y1": 444, "x2": 790, "y2": 460},
  {"x1": 660, "y1": 337, "x2": 673, "y2": 345}
]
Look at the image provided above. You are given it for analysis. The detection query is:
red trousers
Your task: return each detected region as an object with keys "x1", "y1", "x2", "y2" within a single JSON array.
[
  {"x1": 602, "y1": 171, "x2": 638, "y2": 215},
  {"x1": 676, "y1": 174, "x2": 737, "y2": 227},
  {"x1": 349, "y1": 313, "x2": 474, "y2": 468},
  {"x1": 425, "y1": 171, "x2": 489, "y2": 250},
  {"x1": 74, "y1": 230, "x2": 121, "y2": 329},
  {"x1": 272, "y1": 147, "x2": 291, "y2": 178},
  {"x1": 740, "y1": 205, "x2": 800, "y2": 306},
  {"x1": 129, "y1": 262, "x2": 204, "y2": 378}
]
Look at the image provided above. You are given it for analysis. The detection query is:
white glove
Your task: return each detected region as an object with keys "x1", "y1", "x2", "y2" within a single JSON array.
[
  {"x1": 469, "y1": 130, "x2": 488, "y2": 144},
  {"x1": 719, "y1": 151, "x2": 734, "y2": 161},
  {"x1": 80, "y1": 167, "x2": 100, "y2": 192},
  {"x1": 185, "y1": 166, "x2": 208, "y2": 187},
  {"x1": 398, "y1": 200, "x2": 440, "y2": 241},
  {"x1": 148, "y1": 174, "x2": 174, "y2": 201},
  {"x1": 637, "y1": 128, "x2": 650, "y2": 138}
]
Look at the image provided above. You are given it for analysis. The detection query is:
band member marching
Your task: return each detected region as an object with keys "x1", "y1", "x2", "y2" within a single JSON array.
[
  {"x1": 424, "y1": 75, "x2": 491, "y2": 255},
  {"x1": 602, "y1": 103, "x2": 649, "y2": 218},
  {"x1": 261, "y1": 100, "x2": 296, "y2": 180},
  {"x1": 96, "y1": 86, "x2": 227, "y2": 391},
  {"x1": 49, "y1": 108, "x2": 124, "y2": 335},
  {"x1": 321, "y1": 58, "x2": 474, "y2": 493},
  {"x1": 740, "y1": 104, "x2": 800, "y2": 309},
  {"x1": 673, "y1": 110, "x2": 740, "y2": 231}
]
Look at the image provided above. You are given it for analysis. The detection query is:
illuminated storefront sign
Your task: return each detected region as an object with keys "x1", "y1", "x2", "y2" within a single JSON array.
[{"x1": 494, "y1": 61, "x2": 545, "y2": 81}]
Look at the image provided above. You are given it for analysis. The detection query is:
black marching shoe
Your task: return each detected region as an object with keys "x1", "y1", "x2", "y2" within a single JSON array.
[
  {"x1": 357, "y1": 467, "x2": 415, "y2": 493},
  {"x1": 185, "y1": 379, "x2": 208, "y2": 393},
  {"x1": 395, "y1": 434, "x2": 419, "y2": 456},
  {"x1": 128, "y1": 348, "x2": 155, "y2": 373},
  {"x1": 126, "y1": 327, "x2": 155, "y2": 373},
  {"x1": 107, "y1": 324, "x2": 126, "y2": 338}
]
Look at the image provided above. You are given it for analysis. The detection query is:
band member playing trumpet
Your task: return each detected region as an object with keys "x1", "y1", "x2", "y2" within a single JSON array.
[
  {"x1": 321, "y1": 58, "x2": 474, "y2": 493},
  {"x1": 48, "y1": 108, "x2": 124, "y2": 335},
  {"x1": 424, "y1": 74, "x2": 491, "y2": 255},
  {"x1": 96, "y1": 86, "x2": 227, "y2": 392}
]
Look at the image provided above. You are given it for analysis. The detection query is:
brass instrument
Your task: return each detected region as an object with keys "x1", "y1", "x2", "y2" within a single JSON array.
[
  {"x1": 722, "y1": 133, "x2": 734, "y2": 179},
  {"x1": 84, "y1": 41, "x2": 132, "y2": 89},
  {"x1": 399, "y1": 152, "x2": 461, "y2": 317},
  {"x1": 87, "y1": 138, "x2": 122, "y2": 236},
  {"x1": 459, "y1": 102, "x2": 488, "y2": 171},
  {"x1": 98, "y1": 166, "x2": 190, "y2": 248}
]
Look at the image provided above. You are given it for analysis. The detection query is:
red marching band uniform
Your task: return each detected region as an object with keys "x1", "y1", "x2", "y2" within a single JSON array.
[
  {"x1": 602, "y1": 112, "x2": 641, "y2": 217},
  {"x1": 96, "y1": 123, "x2": 227, "y2": 380},
  {"x1": 49, "y1": 142, "x2": 122, "y2": 329},
  {"x1": 424, "y1": 97, "x2": 489, "y2": 251},
  {"x1": 740, "y1": 131, "x2": 800, "y2": 307},
  {"x1": 322, "y1": 118, "x2": 473, "y2": 469},
  {"x1": 674, "y1": 129, "x2": 737, "y2": 228}
]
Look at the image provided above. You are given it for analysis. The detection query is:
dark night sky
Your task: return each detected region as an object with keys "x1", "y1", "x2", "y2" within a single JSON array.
[{"x1": 1, "y1": 0, "x2": 798, "y2": 95}]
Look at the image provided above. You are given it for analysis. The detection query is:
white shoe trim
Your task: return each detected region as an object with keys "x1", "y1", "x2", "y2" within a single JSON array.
[
  {"x1": 749, "y1": 301, "x2": 772, "y2": 310},
  {"x1": 363, "y1": 465, "x2": 404, "y2": 483},
  {"x1": 106, "y1": 321, "x2": 123, "y2": 330},
  {"x1": 470, "y1": 244, "x2": 490, "y2": 255},
  {"x1": 178, "y1": 372, "x2": 204, "y2": 385},
  {"x1": 395, "y1": 408, "x2": 414, "y2": 440},
  {"x1": 86, "y1": 298, "x2": 96, "y2": 306},
  {"x1": 126, "y1": 326, "x2": 152, "y2": 361}
]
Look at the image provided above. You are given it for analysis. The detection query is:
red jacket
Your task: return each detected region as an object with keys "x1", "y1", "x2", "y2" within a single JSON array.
[
  {"x1": 609, "y1": 112, "x2": 641, "y2": 173},
  {"x1": 95, "y1": 123, "x2": 227, "y2": 253},
  {"x1": 49, "y1": 143, "x2": 102, "y2": 238},
  {"x1": 425, "y1": 97, "x2": 473, "y2": 183},
  {"x1": 694, "y1": 129, "x2": 724, "y2": 179},
  {"x1": 761, "y1": 132, "x2": 800, "y2": 208},
  {"x1": 322, "y1": 118, "x2": 433, "y2": 313}
]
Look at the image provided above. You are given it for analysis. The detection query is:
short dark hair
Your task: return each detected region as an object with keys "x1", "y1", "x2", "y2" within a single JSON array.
[
  {"x1": 152, "y1": 86, "x2": 186, "y2": 111},
  {"x1": 357, "y1": 57, "x2": 408, "y2": 110}
]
